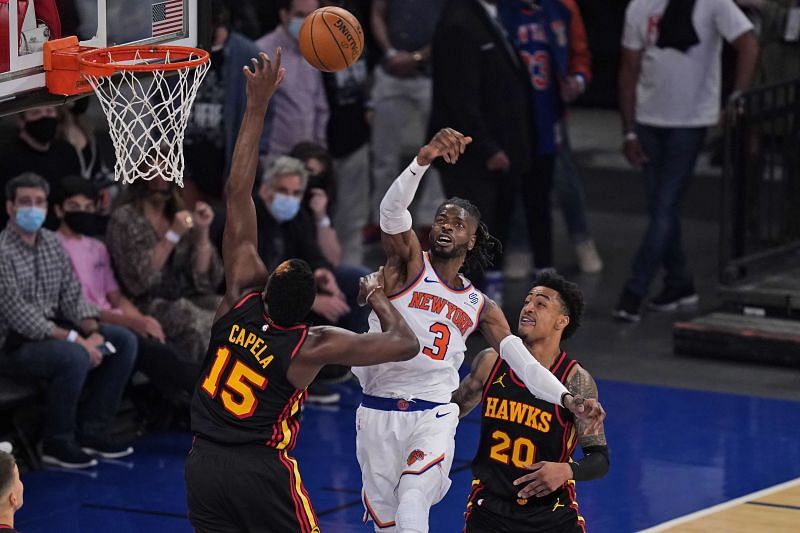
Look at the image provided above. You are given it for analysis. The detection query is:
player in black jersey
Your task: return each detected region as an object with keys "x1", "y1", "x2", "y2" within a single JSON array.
[
  {"x1": 184, "y1": 50, "x2": 420, "y2": 533},
  {"x1": 453, "y1": 272, "x2": 609, "y2": 532}
]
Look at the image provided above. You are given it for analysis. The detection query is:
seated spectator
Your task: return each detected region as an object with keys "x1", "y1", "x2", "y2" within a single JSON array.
[
  {"x1": 254, "y1": 157, "x2": 368, "y2": 332},
  {"x1": 0, "y1": 173, "x2": 137, "y2": 469},
  {"x1": 56, "y1": 98, "x2": 118, "y2": 215},
  {"x1": 105, "y1": 176, "x2": 223, "y2": 363},
  {"x1": 290, "y1": 143, "x2": 372, "y2": 387},
  {"x1": 0, "y1": 450, "x2": 23, "y2": 533},
  {"x1": 211, "y1": 156, "x2": 369, "y2": 402},
  {"x1": 53, "y1": 176, "x2": 201, "y2": 410},
  {"x1": 289, "y1": 141, "x2": 341, "y2": 265},
  {"x1": 0, "y1": 106, "x2": 81, "y2": 228}
]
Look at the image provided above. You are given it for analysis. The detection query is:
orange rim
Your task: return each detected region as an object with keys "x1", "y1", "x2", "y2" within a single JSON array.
[{"x1": 78, "y1": 44, "x2": 209, "y2": 77}]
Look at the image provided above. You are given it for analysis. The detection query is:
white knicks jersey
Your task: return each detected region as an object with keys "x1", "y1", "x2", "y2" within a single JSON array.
[{"x1": 353, "y1": 252, "x2": 487, "y2": 403}]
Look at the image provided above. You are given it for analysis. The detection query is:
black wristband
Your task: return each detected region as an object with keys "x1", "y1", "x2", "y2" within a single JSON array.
[
  {"x1": 569, "y1": 445, "x2": 610, "y2": 481},
  {"x1": 560, "y1": 392, "x2": 573, "y2": 409}
]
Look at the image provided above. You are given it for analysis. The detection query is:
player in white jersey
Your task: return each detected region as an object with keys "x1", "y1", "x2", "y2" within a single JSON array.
[{"x1": 352, "y1": 128, "x2": 606, "y2": 533}]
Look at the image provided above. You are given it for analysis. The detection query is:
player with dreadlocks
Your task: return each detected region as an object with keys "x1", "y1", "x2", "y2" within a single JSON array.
[{"x1": 352, "y1": 128, "x2": 606, "y2": 533}]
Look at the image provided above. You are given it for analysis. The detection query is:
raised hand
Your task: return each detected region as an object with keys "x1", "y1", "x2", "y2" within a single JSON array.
[
  {"x1": 563, "y1": 395, "x2": 606, "y2": 436},
  {"x1": 193, "y1": 201, "x2": 214, "y2": 230},
  {"x1": 243, "y1": 50, "x2": 286, "y2": 108},
  {"x1": 308, "y1": 188, "x2": 329, "y2": 220},
  {"x1": 357, "y1": 267, "x2": 386, "y2": 307},
  {"x1": 417, "y1": 128, "x2": 473, "y2": 166},
  {"x1": 171, "y1": 209, "x2": 194, "y2": 236}
]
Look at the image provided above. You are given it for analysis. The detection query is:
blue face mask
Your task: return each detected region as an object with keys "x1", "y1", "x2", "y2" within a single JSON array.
[
  {"x1": 270, "y1": 193, "x2": 301, "y2": 222},
  {"x1": 15, "y1": 206, "x2": 47, "y2": 233},
  {"x1": 287, "y1": 17, "x2": 304, "y2": 40}
]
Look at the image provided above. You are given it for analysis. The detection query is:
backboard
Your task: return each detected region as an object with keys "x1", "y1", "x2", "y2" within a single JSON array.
[{"x1": 0, "y1": 0, "x2": 210, "y2": 116}]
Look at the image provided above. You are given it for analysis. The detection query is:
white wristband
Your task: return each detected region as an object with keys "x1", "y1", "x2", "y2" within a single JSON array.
[
  {"x1": 67, "y1": 330, "x2": 79, "y2": 343},
  {"x1": 165, "y1": 230, "x2": 181, "y2": 244},
  {"x1": 317, "y1": 216, "x2": 331, "y2": 228}
]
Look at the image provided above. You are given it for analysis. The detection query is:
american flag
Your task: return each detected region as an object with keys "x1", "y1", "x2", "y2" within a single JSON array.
[{"x1": 152, "y1": 0, "x2": 184, "y2": 37}]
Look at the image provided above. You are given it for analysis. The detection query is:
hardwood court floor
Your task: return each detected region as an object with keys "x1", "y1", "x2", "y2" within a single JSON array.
[
  {"x1": 14, "y1": 379, "x2": 800, "y2": 533},
  {"x1": 646, "y1": 478, "x2": 800, "y2": 532}
]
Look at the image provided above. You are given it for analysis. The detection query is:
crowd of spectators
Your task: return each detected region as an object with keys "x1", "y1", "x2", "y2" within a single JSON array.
[{"x1": 0, "y1": 0, "x2": 768, "y2": 469}]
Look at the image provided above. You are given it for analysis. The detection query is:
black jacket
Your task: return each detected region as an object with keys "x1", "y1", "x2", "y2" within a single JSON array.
[{"x1": 429, "y1": 0, "x2": 535, "y2": 176}]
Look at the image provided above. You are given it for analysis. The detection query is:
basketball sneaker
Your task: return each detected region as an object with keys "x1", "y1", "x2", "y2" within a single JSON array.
[
  {"x1": 575, "y1": 239, "x2": 603, "y2": 274},
  {"x1": 42, "y1": 440, "x2": 98, "y2": 469},
  {"x1": 612, "y1": 290, "x2": 642, "y2": 322},
  {"x1": 648, "y1": 286, "x2": 699, "y2": 312},
  {"x1": 306, "y1": 382, "x2": 341, "y2": 405},
  {"x1": 80, "y1": 436, "x2": 134, "y2": 459}
]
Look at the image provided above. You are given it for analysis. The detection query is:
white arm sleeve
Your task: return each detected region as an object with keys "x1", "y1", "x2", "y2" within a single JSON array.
[
  {"x1": 379, "y1": 157, "x2": 431, "y2": 235},
  {"x1": 499, "y1": 335, "x2": 569, "y2": 406}
]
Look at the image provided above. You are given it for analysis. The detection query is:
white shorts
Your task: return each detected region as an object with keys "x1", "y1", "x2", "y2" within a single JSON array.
[{"x1": 355, "y1": 401, "x2": 459, "y2": 530}]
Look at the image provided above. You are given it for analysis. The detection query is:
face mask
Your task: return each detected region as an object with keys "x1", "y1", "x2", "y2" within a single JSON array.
[
  {"x1": 64, "y1": 211, "x2": 99, "y2": 236},
  {"x1": 287, "y1": 17, "x2": 304, "y2": 40},
  {"x1": 270, "y1": 193, "x2": 301, "y2": 222},
  {"x1": 15, "y1": 206, "x2": 47, "y2": 233},
  {"x1": 24, "y1": 117, "x2": 58, "y2": 145}
]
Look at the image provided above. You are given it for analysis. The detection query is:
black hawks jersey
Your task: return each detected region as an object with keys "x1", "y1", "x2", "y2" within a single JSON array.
[
  {"x1": 191, "y1": 291, "x2": 309, "y2": 449},
  {"x1": 471, "y1": 351, "x2": 580, "y2": 507}
]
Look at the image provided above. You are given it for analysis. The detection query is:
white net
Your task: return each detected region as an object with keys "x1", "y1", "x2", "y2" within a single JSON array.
[{"x1": 82, "y1": 48, "x2": 210, "y2": 187}]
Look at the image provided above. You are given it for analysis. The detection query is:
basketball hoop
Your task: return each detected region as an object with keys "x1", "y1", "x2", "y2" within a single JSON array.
[{"x1": 44, "y1": 37, "x2": 210, "y2": 187}]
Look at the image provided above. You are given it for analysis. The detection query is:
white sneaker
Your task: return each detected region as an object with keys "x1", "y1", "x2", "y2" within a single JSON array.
[{"x1": 575, "y1": 239, "x2": 603, "y2": 273}]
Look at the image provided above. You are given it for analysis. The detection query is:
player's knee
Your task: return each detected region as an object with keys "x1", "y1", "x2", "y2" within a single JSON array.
[
  {"x1": 396, "y1": 488, "x2": 429, "y2": 533},
  {"x1": 398, "y1": 466, "x2": 450, "y2": 506}
]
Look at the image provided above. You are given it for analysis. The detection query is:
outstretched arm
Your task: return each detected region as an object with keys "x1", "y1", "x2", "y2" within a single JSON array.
[
  {"x1": 379, "y1": 128, "x2": 471, "y2": 291},
  {"x1": 452, "y1": 348, "x2": 499, "y2": 418},
  {"x1": 479, "y1": 300, "x2": 605, "y2": 434},
  {"x1": 217, "y1": 51, "x2": 285, "y2": 320},
  {"x1": 287, "y1": 268, "x2": 420, "y2": 389}
]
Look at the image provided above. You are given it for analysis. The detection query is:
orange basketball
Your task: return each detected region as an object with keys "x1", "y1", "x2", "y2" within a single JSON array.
[{"x1": 298, "y1": 6, "x2": 364, "y2": 72}]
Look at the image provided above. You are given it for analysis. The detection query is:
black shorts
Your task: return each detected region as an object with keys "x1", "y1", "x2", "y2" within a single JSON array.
[
  {"x1": 185, "y1": 438, "x2": 320, "y2": 533},
  {"x1": 464, "y1": 489, "x2": 585, "y2": 533}
]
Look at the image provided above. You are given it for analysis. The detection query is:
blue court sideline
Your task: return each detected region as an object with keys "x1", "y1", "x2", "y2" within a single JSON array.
[{"x1": 14, "y1": 379, "x2": 800, "y2": 532}]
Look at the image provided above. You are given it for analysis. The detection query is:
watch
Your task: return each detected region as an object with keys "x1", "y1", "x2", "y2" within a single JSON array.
[{"x1": 412, "y1": 51, "x2": 424, "y2": 63}]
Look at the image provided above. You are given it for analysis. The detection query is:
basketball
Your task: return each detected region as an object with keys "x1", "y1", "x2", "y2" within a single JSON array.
[{"x1": 298, "y1": 6, "x2": 364, "y2": 72}]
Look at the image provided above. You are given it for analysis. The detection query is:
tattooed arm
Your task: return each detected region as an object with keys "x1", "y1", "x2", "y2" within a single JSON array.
[
  {"x1": 568, "y1": 365, "x2": 607, "y2": 448},
  {"x1": 451, "y1": 348, "x2": 499, "y2": 418},
  {"x1": 566, "y1": 365, "x2": 609, "y2": 482},
  {"x1": 514, "y1": 364, "x2": 609, "y2": 498}
]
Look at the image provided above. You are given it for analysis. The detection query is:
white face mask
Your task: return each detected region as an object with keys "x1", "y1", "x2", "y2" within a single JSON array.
[{"x1": 287, "y1": 16, "x2": 304, "y2": 40}]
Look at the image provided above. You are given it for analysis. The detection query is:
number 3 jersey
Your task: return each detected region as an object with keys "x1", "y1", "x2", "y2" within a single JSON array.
[
  {"x1": 472, "y1": 352, "x2": 579, "y2": 505},
  {"x1": 190, "y1": 291, "x2": 309, "y2": 449},
  {"x1": 352, "y1": 252, "x2": 487, "y2": 403}
]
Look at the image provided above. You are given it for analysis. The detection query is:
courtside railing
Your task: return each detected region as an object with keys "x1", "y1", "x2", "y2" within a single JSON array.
[{"x1": 720, "y1": 78, "x2": 800, "y2": 284}]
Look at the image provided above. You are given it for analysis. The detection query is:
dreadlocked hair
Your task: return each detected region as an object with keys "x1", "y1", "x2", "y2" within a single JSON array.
[{"x1": 437, "y1": 197, "x2": 502, "y2": 276}]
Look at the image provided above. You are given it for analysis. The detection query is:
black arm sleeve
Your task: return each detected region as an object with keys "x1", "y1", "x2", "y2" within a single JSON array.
[{"x1": 569, "y1": 445, "x2": 610, "y2": 481}]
